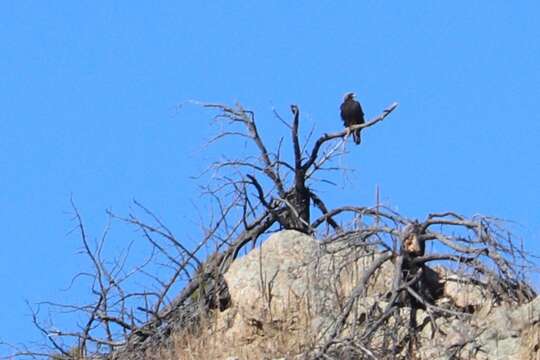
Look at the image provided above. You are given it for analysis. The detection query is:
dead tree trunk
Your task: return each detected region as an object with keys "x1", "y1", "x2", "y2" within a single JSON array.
[{"x1": 289, "y1": 104, "x2": 310, "y2": 232}]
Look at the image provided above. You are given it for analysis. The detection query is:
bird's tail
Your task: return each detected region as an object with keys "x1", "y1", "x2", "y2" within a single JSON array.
[{"x1": 353, "y1": 130, "x2": 361, "y2": 145}]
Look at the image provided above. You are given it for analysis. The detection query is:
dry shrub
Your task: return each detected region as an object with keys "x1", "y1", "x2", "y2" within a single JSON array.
[{"x1": 171, "y1": 294, "x2": 317, "y2": 360}]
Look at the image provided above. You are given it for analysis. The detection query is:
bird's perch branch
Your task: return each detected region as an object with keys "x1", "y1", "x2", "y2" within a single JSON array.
[{"x1": 303, "y1": 102, "x2": 399, "y2": 171}]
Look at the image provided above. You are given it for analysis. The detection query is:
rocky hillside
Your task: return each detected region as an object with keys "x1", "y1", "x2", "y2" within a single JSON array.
[{"x1": 119, "y1": 230, "x2": 539, "y2": 360}]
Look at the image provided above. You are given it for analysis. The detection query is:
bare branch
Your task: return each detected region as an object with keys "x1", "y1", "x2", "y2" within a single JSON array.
[{"x1": 304, "y1": 102, "x2": 398, "y2": 171}]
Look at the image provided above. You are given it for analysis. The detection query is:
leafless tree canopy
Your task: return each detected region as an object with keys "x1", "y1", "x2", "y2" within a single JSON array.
[{"x1": 3, "y1": 100, "x2": 535, "y2": 360}]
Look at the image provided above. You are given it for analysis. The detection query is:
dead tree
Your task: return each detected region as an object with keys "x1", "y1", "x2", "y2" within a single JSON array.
[
  {"x1": 201, "y1": 101, "x2": 398, "y2": 235},
  {"x1": 2, "y1": 100, "x2": 396, "y2": 359}
]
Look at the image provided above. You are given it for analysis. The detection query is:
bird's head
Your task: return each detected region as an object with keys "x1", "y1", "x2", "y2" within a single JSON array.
[{"x1": 343, "y1": 92, "x2": 355, "y2": 101}]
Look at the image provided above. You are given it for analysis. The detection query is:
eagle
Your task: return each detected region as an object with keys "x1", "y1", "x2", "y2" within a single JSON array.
[{"x1": 340, "y1": 92, "x2": 365, "y2": 144}]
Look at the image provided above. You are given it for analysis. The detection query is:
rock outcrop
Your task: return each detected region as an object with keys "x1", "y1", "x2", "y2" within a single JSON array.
[{"x1": 173, "y1": 230, "x2": 539, "y2": 360}]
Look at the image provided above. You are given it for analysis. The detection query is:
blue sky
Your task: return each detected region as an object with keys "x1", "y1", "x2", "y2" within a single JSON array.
[{"x1": 1, "y1": 1, "x2": 539, "y2": 351}]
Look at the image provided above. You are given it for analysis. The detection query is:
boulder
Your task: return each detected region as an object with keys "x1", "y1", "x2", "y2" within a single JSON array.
[{"x1": 175, "y1": 230, "x2": 540, "y2": 360}]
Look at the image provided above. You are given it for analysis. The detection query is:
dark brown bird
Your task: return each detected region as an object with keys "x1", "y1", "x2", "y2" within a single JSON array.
[{"x1": 340, "y1": 92, "x2": 365, "y2": 144}]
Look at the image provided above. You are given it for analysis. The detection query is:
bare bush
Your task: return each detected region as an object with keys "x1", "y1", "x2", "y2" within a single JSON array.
[{"x1": 313, "y1": 210, "x2": 535, "y2": 359}]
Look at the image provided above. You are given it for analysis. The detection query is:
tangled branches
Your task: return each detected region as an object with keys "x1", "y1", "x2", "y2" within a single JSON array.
[
  {"x1": 312, "y1": 209, "x2": 535, "y2": 359},
  {"x1": 5, "y1": 99, "x2": 536, "y2": 360}
]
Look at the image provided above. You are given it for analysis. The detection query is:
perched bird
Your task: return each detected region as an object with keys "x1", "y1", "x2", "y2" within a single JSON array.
[{"x1": 340, "y1": 92, "x2": 365, "y2": 144}]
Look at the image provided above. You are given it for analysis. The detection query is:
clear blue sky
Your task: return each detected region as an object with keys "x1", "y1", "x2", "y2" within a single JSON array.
[{"x1": 1, "y1": 1, "x2": 539, "y2": 351}]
